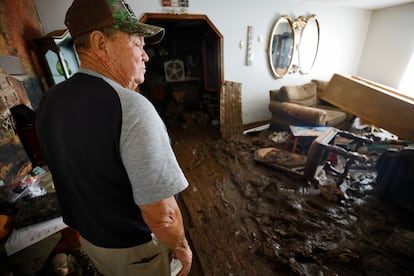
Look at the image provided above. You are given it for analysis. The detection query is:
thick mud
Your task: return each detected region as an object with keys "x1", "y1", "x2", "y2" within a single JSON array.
[{"x1": 171, "y1": 125, "x2": 414, "y2": 275}]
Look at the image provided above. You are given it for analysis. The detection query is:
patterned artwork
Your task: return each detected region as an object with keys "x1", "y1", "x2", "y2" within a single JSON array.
[
  {"x1": 0, "y1": 0, "x2": 44, "y2": 187},
  {"x1": 0, "y1": 73, "x2": 32, "y2": 186},
  {"x1": 162, "y1": 0, "x2": 189, "y2": 7},
  {"x1": 0, "y1": 0, "x2": 43, "y2": 74}
]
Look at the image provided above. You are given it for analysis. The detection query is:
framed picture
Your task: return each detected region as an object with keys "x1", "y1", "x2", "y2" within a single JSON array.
[
  {"x1": 162, "y1": 0, "x2": 171, "y2": 6},
  {"x1": 180, "y1": 0, "x2": 189, "y2": 7},
  {"x1": 162, "y1": 0, "x2": 188, "y2": 7}
]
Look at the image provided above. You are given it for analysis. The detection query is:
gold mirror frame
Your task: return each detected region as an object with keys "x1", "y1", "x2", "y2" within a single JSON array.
[
  {"x1": 298, "y1": 15, "x2": 320, "y2": 74},
  {"x1": 268, "y1": 14, "x2": 320, "y2": 78},
  {"x1": 268, "y1": 15, "x2": 295, "y2": 79}
]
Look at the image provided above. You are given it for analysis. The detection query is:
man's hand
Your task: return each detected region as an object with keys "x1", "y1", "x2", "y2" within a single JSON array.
[
  {"x1": 172, "y1": 238, "x2": 192, "y2": 276},
  {"x1": 140, "y1": 196, "x2": 192, "y2": 275}
]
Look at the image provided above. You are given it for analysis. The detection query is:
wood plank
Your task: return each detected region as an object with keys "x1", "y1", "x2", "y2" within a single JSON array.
[
  {"x1": 321, "y1": 73, "x2": 414, "y2": 141},
  {"x1": 220, "y1": 81, "x2": 243, "y2": 139}
]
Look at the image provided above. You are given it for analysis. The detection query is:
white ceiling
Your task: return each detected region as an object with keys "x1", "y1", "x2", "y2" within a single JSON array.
[{"x1": 297, "y1": 0, "x2": 414, "y2": 10}]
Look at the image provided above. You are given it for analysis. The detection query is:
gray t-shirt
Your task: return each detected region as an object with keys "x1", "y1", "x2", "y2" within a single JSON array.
[{"x1": 94, "y1": 70, "x2": 189, "y2": 205}]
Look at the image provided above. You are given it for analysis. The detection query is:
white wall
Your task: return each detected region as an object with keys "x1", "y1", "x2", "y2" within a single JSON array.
[
  {"x1": 357, "y1": 2, "x2": 414, "y2": 88},
  {"x1": 35, "y1": 0, "x2": 371, "y2": 124}
]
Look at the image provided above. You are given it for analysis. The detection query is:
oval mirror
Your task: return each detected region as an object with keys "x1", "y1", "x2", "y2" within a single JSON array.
[
  {"x1": 268, "y1": 15, "x2": 294, "y2": 78},
  {"x1": 298, "y1": 15, "x2": 320, "y2": 74}
]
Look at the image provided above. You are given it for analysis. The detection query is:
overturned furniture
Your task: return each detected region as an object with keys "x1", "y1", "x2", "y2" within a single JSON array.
[
  {"x1": 254, "y1": 127, "x2": 372, "y2": 186},
  {"x1": 321, "y1": 74, "x2": 414, "y2": 141}
]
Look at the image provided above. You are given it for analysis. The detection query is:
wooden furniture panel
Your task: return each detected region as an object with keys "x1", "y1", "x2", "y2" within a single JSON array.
[{"x1": 321, "y1": 74, "x2": 414, "y2": 141}]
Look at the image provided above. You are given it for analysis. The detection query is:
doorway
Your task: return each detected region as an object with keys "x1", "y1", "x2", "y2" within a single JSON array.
[{"x1": 140, "y1": 13, "x2": 223, "y2": 127}]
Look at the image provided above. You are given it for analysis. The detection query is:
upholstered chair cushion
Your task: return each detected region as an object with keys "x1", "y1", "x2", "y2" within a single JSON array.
[
  {"x1": 311, "y1": 79, "x2": 328, "y2": 94},
  {"x1": 270, "y1": 82, "x2": 318, "y2": 107},
  {"x1": 312, "y1": 79, "x2": 330, "y2": 105},
  {"x1": 269, "y1": 101, "x2": 327, "y2": 126},
  {"x1": 324, "y1": 109, "x2": 347, "y2": 126}
]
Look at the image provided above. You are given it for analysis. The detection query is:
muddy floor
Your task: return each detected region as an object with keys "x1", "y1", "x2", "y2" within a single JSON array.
[{"x1": 170, "y1": 123, "x2": 414, "y2": 276}]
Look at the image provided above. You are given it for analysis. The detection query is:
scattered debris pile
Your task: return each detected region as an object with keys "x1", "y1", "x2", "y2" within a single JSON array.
[{"x1": 173, "y1": 126, "x2": 414, "y2": 275}]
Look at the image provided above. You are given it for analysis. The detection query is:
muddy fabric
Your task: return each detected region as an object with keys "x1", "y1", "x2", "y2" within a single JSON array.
[
  {"x1": 254, "y1": 147, "x2": 307, "y2": 168},
  {"x1": 14, "y1": 192, "x2": 61, "y2": 229},
  {"x1": 376, "y1": 149, "x2": 414, "y2": 212}
]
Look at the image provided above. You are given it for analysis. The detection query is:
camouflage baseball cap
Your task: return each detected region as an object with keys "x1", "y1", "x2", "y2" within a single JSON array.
[{"x1": 65, "y1": 0, "x2": 164, "y2": 44}]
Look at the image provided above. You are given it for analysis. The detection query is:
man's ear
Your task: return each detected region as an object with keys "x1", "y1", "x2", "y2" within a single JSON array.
[{"x1": 89, "y1": 30, "x2": 110, "y2": 62}]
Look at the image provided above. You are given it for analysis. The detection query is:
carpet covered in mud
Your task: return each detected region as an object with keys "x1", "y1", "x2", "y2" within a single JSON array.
[{"x1": 172, "y1": 126, "x2": 414, "y2": 275}]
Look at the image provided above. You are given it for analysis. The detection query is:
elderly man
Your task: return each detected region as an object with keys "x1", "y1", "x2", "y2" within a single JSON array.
[{"x1": 36, "y1": 0, "x2": 192, "y2": 275}]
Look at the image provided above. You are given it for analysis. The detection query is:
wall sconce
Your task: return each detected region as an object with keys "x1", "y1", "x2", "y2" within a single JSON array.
[{"x1": 246, "y1": 26, "x2": 254, "y2": 65}]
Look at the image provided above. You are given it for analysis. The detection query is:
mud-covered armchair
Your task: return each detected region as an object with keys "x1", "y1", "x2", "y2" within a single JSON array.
[{"x1": 269, "y1": 81, "x2": 348, "y2": 131}]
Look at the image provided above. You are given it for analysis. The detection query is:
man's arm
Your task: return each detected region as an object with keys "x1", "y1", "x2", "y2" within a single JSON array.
[{"x1": 139, "y1": 196, "x2": 192, "y2": 276}]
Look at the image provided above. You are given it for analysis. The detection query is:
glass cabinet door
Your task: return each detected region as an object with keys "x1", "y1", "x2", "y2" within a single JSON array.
[{"x1": 34, "y1": 29, "x2": 79, "y2": 88}]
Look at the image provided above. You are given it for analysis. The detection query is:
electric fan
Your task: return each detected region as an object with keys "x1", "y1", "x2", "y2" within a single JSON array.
[{"x1": 164, "y1": 59, "x2": 185, "y2": 82}]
